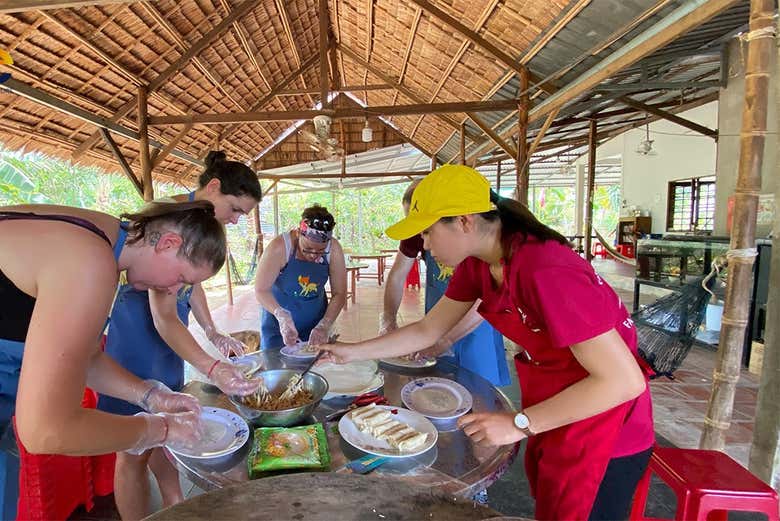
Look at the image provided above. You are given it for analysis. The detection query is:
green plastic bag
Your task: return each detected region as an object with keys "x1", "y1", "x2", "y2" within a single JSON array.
[{"x1": 248, "y1": 424, "x2": 330, "y2": 476}]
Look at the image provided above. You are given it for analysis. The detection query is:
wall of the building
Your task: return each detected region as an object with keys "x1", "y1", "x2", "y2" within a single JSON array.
[
  {"x1": 574, "y1": 102, "x2": 719, "y2": 235},
  {"x1": 714, "y1": 37, "x2": 778, "y2": 237}
]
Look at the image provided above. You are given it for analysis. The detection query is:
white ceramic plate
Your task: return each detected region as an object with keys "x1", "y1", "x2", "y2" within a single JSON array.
[
  {"x1": 316, "y1": 361, "x2": 384, "y2": 398},
  {"x1": 167, "y1": 407, "x2": 249, "y2": 459},
  {"x1": 280, "y1": 341, "x2": 318, "y2": 359},
  {"x1": 338, "y1": 405, "x2": 438, "y2": 458},
  {"x1": 400, "y1": 377, "x2": 473, "y2": 420},
  {"x1": 380, "y1": 355, "x2": 437, "y2": 369}
]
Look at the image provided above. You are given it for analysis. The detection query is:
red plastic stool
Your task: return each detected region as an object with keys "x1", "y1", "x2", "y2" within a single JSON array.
[
  {"x1": 630, "y1": 446, "x2": 779, "y2": 521},
  {"x1": 405, "y1": 258, "x2": 420, "y2": 289},
  {"x1": 592, "y1": 242, "x2": 608, "y2": 259}
]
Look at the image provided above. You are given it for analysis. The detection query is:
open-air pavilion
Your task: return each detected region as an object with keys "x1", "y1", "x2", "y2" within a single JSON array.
[{"x1": 1, "y1": 0, "x2": 779, "y2": 519}]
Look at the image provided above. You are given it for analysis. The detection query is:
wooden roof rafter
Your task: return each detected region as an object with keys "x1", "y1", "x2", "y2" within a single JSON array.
[
  {"x1": 0, "y1": 0, "x2": 145, "y2": 13},
  {"x1": 408, "y1": 0, "x2": 501, "y2": 140},
  {"x1": 274, "y1": 0, "x2": 316, "y2": 107},
  {"x1": 407, "y1": 0, "x2": 556, "y2": 95},
  {"x1": 389, "y1": 6, "x2": 422, "y2": 109},
  {"x1": 71, "y1": 0, "x2": 263, "y2": 161},
  {"x1": 215, "y1": 0, "x2": 272, "y2": 92}
]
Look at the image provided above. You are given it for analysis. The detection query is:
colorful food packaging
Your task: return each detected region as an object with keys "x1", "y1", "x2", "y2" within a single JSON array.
[{"x1": 248, "y1": 423, "x2": 330, "y2": 476}]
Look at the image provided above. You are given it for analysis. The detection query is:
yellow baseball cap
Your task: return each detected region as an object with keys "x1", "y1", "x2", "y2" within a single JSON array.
[{"x1": 386, "y1": 164, "x2": 495, "y2": 240}]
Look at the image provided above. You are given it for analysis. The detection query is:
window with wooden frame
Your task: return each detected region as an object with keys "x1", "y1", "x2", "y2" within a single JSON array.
[{"x1": 666, "y1": 176, "x2": 716, "y2": 232}]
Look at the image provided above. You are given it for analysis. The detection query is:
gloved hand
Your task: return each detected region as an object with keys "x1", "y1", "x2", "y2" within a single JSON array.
[
  {"x1": 419, "y1": 336, "x2": 454, "y2": 359},
  {"x1": 205, "y1": 325, "x2": 246, "y2": 357},
  {"x1": 126, "y1": 410, "x2": 202, "y2": 455},
  {"x1": 137, "y1": 380, "x2": 201, "y2": 414},
  {"x1": 273, "y1": 307, "x2": 299, "y2": 346},
  {"x1": 208, "y1": 360, "x2": 263, "y2": 396},
  {"x1": 308, "y1": 317, "x2": 333, "y2": 346},
  {"x1": 378, "y1": 312, "x2": 398, "y2": 336}
]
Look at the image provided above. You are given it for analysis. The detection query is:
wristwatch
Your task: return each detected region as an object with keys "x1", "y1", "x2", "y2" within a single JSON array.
[{"x1": 513, "y1": 412, "x2": 535, "y2": 437}]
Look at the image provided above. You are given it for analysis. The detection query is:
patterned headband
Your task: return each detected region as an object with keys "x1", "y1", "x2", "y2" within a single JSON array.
[{"x1": 299, "y1": 219, "x2": 332, "y2": 243}]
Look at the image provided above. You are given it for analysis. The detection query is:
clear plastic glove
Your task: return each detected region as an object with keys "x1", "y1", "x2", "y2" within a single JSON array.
[
  {"x1": 205, "y1": 325, "x2": 246, "y2": 357},
  {"x1": 419, "y1": 336, "x2": 454, "y2": 359},
  {"x1": 308, "y1": 317, "x2": 333, "y2": 347},
  {"x1": 209, "y1": 361, "x2": 263, "y2": 396},
  {"x1": 137, "y1": 380, "x2": 201, "y2": 414},
  {"x1": 273, "y1": 307, "x2": 299, "y2": 346},
  {"x1": 126, "y1": 411, "x2": 202, "y2": 455},
  {"x1": 378, "y1": 312, "x2": 398, "y2": 336}
]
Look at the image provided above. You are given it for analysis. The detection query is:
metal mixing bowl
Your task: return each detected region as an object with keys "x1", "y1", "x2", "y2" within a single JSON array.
[{"x1": 229, "y1": 369, "x2": 328, "y2": 427}]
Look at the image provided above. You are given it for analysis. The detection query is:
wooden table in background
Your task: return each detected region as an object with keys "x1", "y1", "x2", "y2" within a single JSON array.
[
  {"x1": 347, "y1": 254, "x2": 391, "y2": 286},
  {"x1": 344, "y1": 263, "x2": 367, "y2": 306}
]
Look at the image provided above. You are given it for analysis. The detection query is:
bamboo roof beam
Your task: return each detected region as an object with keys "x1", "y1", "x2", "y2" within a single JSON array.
[
  {"x1": 216, "y1": 0, "x2": 271, "y2": 91},
  {"x1": 319, "y1": 0, "x2": 330, "y2": 107},
  {"x1": 338, "y1": 44, "x2": 481, "y2": 141},
  {"x1": 391, "y1": 7, "x2": 422, "y2": 108},
  {"x1": 464, "y1": 0, "x2": 739, "y2": 164},
  {"x1": 71, "y1": 0, "x2": 261, "y2": 161},
  {"x1": 2, "y1": 77, "x2": 203, "y2": 166},
  {"x1": 520, "y1": 0, "x2": 592, "y2": 63},
  {"x1": 274, "y1": 0, "x2": 316, "y2": 106},
  {"x1": 99, "y1": 128, "x2": 144, "y2": 198},
  {"x1": 407, "y1": 0, "x2": 556, "y2": 94},
  {"x1": 0, "y1": 0, "x2": 145, "y2": 12},
  {"x1": 276, "y1": 84, "x2": 391, "y2": 96},
  {"x1": 618, "y1": 95, "x2": 718, "y2": 137},
  {"x1": 259, "y1": 171, "x2": 429, "y2": 180},
  {"x1": 467, "y1": 113, "x2": 517, "y2": 159},
  {"x1": 151, "y1": 122, "x2": 192, "y2": 170},
  {"x1": 408, "y1": 0, "x2": 500, "y2": 140},
  {"x1": 149, "y1": 99, "x2": 519, "y2": 125},
  {"x1": 366, "y1": 0, "x2": 374, "y2": 62}
]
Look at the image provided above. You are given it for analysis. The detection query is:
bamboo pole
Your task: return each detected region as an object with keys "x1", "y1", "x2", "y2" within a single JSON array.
[
  {"x1": 254, "y1": 206, "x2": 264, "y2": 258},
  {"x1": 700, "y1": 0, "x2": 775, "y2": 451},
  {"x1": 137, "y1": 86, "x2": 153, "y2": 202},
  {"x1": 496, "y1": 160, "x2": 502, "y2": 192},
  {"x1": 584, "y1": 119, "x2": 597, "y2": 261},
  {"x1": 516, "y1": 67, "x2": 529, "y2": 204},
  {"x1": 273, "y1": 184, "x2": 280, "y2": 236},
  {"x1": 750, "y1": 12, "x2": 780, "y2": 479}
]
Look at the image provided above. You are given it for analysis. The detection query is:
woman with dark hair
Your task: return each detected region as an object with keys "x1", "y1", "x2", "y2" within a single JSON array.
[
  {"x1": 98, "y1": 151, "x2": 263, "y2": 519},
  {"x1": 0, "y1": 200, "x2": 261, "y2": 519},
  {"x1": 322, "y1": 165, "x2": 654, "y2": 521},
  {"x1": 255, "y1": 204, "x2": 347, "y2": 349}
]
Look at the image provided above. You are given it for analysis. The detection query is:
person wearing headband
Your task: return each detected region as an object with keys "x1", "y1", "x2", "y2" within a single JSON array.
[
  {"x1": 97, "y1": 151, "x2": 263, "y2": 520},
  {"x1": 256, "y1": 204, "x2": 347, "y2": 349},
  {"x1": 320, "y1": 164, "x2": 654, "y2": 521}
]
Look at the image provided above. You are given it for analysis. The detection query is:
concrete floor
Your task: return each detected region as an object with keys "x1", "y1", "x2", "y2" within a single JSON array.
[{"x1": 71, "y1": 257, "x2": 767, "y2": 520}]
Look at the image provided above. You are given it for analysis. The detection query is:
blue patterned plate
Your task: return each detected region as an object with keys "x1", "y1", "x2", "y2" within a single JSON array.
[{"x1": 400, "y1": 377, "x2": 473, "y2": 420}]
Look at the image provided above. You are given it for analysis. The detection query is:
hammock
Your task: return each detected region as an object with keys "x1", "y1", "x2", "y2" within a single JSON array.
[
  {"x1": 633, "y1": 277, "x2": 714, "y2": 379},
  {"x1": 228, "y1": 236, "x2": 260, "y2": 286},
  {"x1": 593, "y1": 228, "x2": 636, "y2": 265}
]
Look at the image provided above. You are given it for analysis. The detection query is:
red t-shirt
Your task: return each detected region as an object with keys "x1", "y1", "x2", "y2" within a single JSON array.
[{"x1": 445, "y1": 236, "x2": 654, "y2": 457}]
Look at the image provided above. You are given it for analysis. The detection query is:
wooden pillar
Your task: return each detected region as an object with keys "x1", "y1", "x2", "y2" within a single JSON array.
[
  {"x1": 496, "y1": 160, "x2": 502, "y2": 192},
  {"x1": 516, "y1": 66, "x2": 529, "y2": 204},
  {"x1": 575, "y1": 163, "x2": 586, "y2": 254},
  {"x1": 225, "y1": 244, "x2": 234, "y2": 305},
  {"x1": 459, "y1": 122, "x2": 466, "y2": 165},
  {"x1": 318, "y1": 0, "x2": 329, "y2": 107},
  {"x1": 137, "y1": 86, "x2": 153, "y2": 202},
  {"x1": 701, "y1": 0, "x2": 774, "y2": 451},
  {"x1": 583, "y1": 119, "x2": 597, "y2": 261},
  {"x1": 429, "y1": 154, "x2": 437, "y2": 171}
]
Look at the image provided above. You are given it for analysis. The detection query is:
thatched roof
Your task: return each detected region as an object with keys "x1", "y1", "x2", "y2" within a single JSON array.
[{"x1": 0, "y1": 0, "x2": 749, "y2": 191}]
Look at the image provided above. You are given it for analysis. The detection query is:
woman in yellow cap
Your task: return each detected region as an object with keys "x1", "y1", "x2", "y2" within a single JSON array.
[{"x1": 321, "y1": 164, "x2": 654, "y2": 521}]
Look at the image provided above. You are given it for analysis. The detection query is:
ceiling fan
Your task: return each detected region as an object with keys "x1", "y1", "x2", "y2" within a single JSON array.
[{"x1": 300, "y1": 114, "x2": 344, "y2": 162}]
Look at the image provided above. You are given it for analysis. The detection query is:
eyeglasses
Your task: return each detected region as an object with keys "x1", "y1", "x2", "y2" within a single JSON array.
[{"x1": 299, "y1": 241, "x2": 331, "y2": 257}]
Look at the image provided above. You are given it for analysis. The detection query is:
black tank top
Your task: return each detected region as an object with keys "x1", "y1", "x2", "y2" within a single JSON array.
[{"x1": 0, "y1": 212, "x2": 111, "y2": 342}]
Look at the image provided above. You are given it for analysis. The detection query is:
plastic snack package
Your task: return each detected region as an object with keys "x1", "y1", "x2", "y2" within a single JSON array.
[{"x1": 248, "y1": 423, "x2": 330, "y2": 476}]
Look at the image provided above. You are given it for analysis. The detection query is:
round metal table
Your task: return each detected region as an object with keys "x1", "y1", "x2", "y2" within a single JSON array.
[{"x1": 168, "y1": 349, "x2": 519, "y2": 498}]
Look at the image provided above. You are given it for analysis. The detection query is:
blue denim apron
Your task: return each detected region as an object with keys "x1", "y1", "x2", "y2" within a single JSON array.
[
  {"x1": 260, "y1": 233, "x2": 329, "y2": 349},
  {"x1": 423, "y1": 251, "x2": 510, "y2": 386},
  {"x1": 0, "y1": 221, "x2": 128, "y2": 520},
  {"x1": 98, "y1": 192, "x2": 195, "y2": 416}
]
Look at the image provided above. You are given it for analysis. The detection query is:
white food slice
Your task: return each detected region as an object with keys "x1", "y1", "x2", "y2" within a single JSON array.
[
  {"x1": 396, "y1": 432, "x2": 428, "y2": 451},
  {"x1": 370, "y1": 419, "x2": 398, "y2": 437}
]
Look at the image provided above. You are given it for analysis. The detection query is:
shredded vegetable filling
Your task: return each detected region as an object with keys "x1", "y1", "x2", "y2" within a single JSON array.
[{"x1": 241, "y1": 374, "x2": 313, "y2": 411}]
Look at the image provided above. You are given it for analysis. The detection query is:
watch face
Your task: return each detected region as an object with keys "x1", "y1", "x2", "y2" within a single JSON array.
[{"x1": 514, "y1": 413, "x2": 530, "y2": 429}]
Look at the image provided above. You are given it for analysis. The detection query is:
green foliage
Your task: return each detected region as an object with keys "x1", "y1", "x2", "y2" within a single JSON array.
[{"x1": 530, "y1": 184, "x2": 620, "y2": 241}]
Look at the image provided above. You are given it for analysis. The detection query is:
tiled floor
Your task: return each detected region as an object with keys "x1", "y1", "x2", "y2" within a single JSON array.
[{"x1": 70, "y1": 259, "x2": 765, "y2": 519}]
